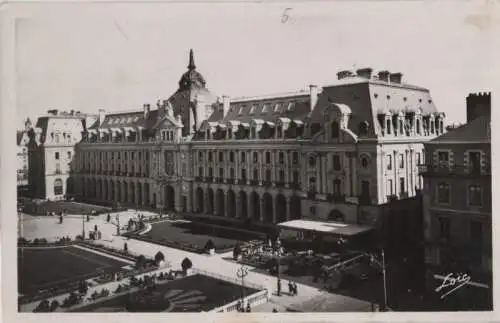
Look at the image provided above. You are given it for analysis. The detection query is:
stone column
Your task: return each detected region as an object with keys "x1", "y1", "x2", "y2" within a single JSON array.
[
  {"x1": 235, "y1": 192, "x2": 241, "y2": 218},
  {"x1": 344, "y1": 153, "x2": 351, "y2": 196},
  {"x1": 321, "y1": 153, "x2": 328, "y2": 194},
  {"x1": 285, "y1": 151, "x2": 290, "y2": 188},
  {"x1": 272, "y1": 194, "x2": 277, "y2": 223},
  {"x1": 259, "y1": 196, "x2": 265, "y2": 222},
  {"x1": 285, "y1": 196, "x2": 291, "y2": 222}
]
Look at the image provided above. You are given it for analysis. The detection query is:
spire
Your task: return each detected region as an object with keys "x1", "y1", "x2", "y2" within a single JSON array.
[{"x1": 187, "y1": 49, "x2": 196, "y2": 70}]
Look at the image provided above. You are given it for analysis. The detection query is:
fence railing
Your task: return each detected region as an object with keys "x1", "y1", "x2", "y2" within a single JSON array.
[
  {"x1": 210, "y1": 289, "x2": 269, "y2": 313},
  {"x1": 190, "y1": 268, "x2": 265, "y2": 292}
]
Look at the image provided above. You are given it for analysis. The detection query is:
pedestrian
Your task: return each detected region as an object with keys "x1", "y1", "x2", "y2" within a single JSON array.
[
  {"x1": 277, "y1": 278, "x2": 282, "y2": 296},
  {"x1": 98, "y1": 231, "x2": 102, "y2": 240},
  {"x1": 288, "y1": 281, "x2": 293, "y2": 295},
  {"x1": 272, "y1": 308, "x2": 278, "y2": 313},
  {"x1": 246, "y1": 303, "x2": 251, "y2": 312},
  {"x1": 94, "y1": 224, "x2": 98, "y2": 232},
  {"x1": 107, "y1": 213, "x2": 110, "y2": 223},
  {"x1": 124, "y1": 242, "x2": 128, "y2": 253},
  {"x1": 294, "y1": 282, "x2": 298, "y2": 296}
]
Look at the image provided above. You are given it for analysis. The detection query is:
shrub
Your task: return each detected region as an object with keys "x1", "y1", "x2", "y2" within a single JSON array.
[
  {"x1": 154, "y1": 251, "x2": 165, "y2": 264},
  {"x1": 49, "y1": 299, "x2": 60, "y2": 312},
  {"x1": 181, "y1": 257, "x2": 192, "y2": 272},
  {"x1": 204, "y1": 239, "x2": 215, "y2": 251},
  {"x1": 34, "y1": 300, "x2": 51, "y2": 312}
]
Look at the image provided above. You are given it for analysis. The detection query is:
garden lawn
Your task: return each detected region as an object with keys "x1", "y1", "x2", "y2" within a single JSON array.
[
  {"x1": 18, "y1": 246, "x2": 130, "y2": 295},
  {"x1": 139, "y1": 220, "x2": 255, "y2": 251},
  {"x1": 21, "y1": 200, "x2": 110, "y2": 216},
  {"x1": 74, "y1": 274, "x2": 260, "y2": 312}
]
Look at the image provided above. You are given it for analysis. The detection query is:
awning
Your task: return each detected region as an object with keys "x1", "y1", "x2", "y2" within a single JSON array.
[{"x1": 277, "y1": 219, "x2": 373, "y2": 237}]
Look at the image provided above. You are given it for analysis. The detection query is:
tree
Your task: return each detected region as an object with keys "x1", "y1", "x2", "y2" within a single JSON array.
[
  {"x1": 154, "y1": 251, "x2": 165, "y2": 265},
  {"x1": 233, "y1": 243, "x2": 242, "y2": 260},
  {"x1": 204, "y1": 239, "x2": 215, "y2": 251},
  {"x1": 181, "y1": 257, "x2": 192, "y2": 272},
  {"x1": 34, "y1": 300, "x2": 50, "y2": 312},
  {"x1": 78, "y1": 280, "x2": 88, "y2": 294},
  {"x1": 136, "y1": 255, "x2": 147, "y2": 269}
]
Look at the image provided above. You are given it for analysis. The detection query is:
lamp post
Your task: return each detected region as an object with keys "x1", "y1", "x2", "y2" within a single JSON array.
[
  {"x1": 367, "y1": 249, "x2": 388, "y2": 311},
  {"x1": 236, "y1": 265, "x2": 249, "y2": 311},
  {"x1": 272, "y1": 237, "x2": 284, "y2": 296},
  {"x1": 82, "y1": 213, "x2": 86, "y2": 239}
]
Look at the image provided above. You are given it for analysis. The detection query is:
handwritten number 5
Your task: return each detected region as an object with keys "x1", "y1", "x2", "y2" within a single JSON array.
[{"x1": 282, "y1": 8, "x2": 292, "y2": 23}]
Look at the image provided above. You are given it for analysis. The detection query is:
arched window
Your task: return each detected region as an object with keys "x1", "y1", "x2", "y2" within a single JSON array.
[
  {"x1": 309, "y1": 177, "x2": 316, "y2": 192},
  {"x1": 361, "y1": 156, "x2": 370, "y2": 169},
  {"x1": 308, "y1": 156, "x2": 316, "y2": 167},
  {"x1": 331, "y1": 121, "x2": 339, "y2": 138},
  {"x1": 54, "y1": 179, "x2": 63, "y2": 196},
  {"x1": 358, "y1": 121, "x2": 369, "y2": 137}
]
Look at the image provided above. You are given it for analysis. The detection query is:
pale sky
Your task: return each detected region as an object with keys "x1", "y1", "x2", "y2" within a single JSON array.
[{"x1": 14, "y1": 1, "x2": 497, "y2": 129}]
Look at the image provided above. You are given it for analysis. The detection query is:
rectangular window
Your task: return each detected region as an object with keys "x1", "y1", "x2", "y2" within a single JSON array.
[
  {"x1": 386, "y1": 155, "x2": 392, "y2": 170},
  {"x1": 279, "y1": 170, "x2": 285, "y2": 183},
  {"x1": 416, "y1": 152, "x2": 421, "y2": 165},
  {"x1": 292, "y1": 152, "x2": 299, "y2": 164},
  {"x1": 253, "y1": 152, "x2": 258, "y2": 163},
  {"x1": 241, "y1": 152, "x2": 246, "y2": 162},
  {"x1": 199, "y1": 152, "x2": 204, "y2": 161},
  {"x1": 438, "y1": 151, "x2": 449, "y2": 168},
  {"x1": 387, "y1": 179, "x2": 393, "y2": 195},
  {"x1": 219, "y1": 151, "x2": 224, "y2": 162},
  {"x1": 333, "y1": 155, "x2": 341, "y2": 170},
  {"x1": 198, "y1": 167, "x2": 203, "y2": 177},
  {"x1": 265, "y1": 152, "x2": 271, "y2": 164},
  {"x1": 219, "y1": 168, "x2": 224, "y2": 178},
  {"x1": 399, "y1": 177, "x2": 405, "y2": 194},
  {"x1": 67, "y1": 152, "x2": 72, "y2": 160},
  {"x1": 468, "y1": 185, "x2": 482, "y2": 206},
  {"x1": 438, "y1": 217, "x2": 450, "y2": 240},
  {"x1": 241, "y1": 169, "x2": 247, "y2": 180},
  {"x1": 55, "y1": 163, "x2": 61, "y2": 173},
  {"x1": 208, "y1": 152, "x2": 213, "y2": 162},
  {"x1": 55, "y1": 152, "x2": 60, "y2": 160},
  {"x1": 437, "y1": 183, "x2": 450, "y2": 204},
  {"x1": 229, "y1": 152, "x2": 234, "y2": 163},
  {"x1": 468, "y1": 152, "x2": 481, "y2": 174},
  {"x1": 399, "y1": 154, "x2": 404, "y2": 168},
  {"x1": 279, "y1": 152, "x2": 284, "y2": 164},
  {"x1": 293, "y1": 171, "x2": 299, "y2": 185}
]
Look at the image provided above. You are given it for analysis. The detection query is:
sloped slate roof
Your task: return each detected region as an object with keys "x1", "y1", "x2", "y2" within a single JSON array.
[
  {"x1": 97, "y1": 110, "x2": 159, "y2": 130},
  {"x1": 17, "y1": 131, "x2": 25, "y2": 145},
  {"x1": 217, "y1": 93, "x2": 311, "y2": 124},
  {"x1": 430, "y1": 115, "x2": 490, "y2": 143}
]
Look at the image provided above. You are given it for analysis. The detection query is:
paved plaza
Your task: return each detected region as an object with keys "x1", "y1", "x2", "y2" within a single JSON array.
[{"x1": 18, "y1": 208, "x2": 375, "y2": 312}]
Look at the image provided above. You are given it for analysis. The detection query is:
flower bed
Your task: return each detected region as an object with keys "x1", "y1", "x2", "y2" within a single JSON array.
[{"x1": 18, "y1": 237, "x2": 75, "y2": 247}]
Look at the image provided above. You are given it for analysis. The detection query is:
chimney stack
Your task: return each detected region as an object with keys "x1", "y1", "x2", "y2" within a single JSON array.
[
  {"x1": 222, "y1": 96, "x2": 231, "y2": 118},
  {"x1": 377, "y1": 71, "x2": 390, "y2": 82},
  {"x1": 389, "y1": 72, "x2": 403, "y2": 84},
  {"x1": 309, "y1": 85, "x2": 319, "y2": 110},
  {"x1": 337, "y1": 70, "x2": 353, "y2": 80},
  {"x1": 143, "y1": 104, "x2": 149, "y2": 119},
  {"x1": 98, "y1": 109, "x2": 106, "y2": 126},
  {"x1": 356, "y1": 68, "x2": 373, "y2": 79}
]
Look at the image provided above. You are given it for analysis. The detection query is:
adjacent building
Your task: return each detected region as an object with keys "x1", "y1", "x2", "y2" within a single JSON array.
[
  {"x1": 27, "y1": 110, "x2": 98, "y2": 200},
  {"x1": 73, "y1": 50, "x2": 445, "y2": 243},
  {"x1": 420, "y1": 92, "x2": 491, "y2": 307},
  {"x1": 17, "y1": 119, "x2": 31, "y2": 186}
]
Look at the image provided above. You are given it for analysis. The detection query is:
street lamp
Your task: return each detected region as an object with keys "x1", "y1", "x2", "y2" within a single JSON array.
[
  {"x1": 367, "y1": 249, "x2": 388, "y2": 311},
  {"x1": 236, "y1": 265, "x2": 249, "y2": 311},
  {"x1": 272, "y1": 237, "x2": 284, "y2": 296}
]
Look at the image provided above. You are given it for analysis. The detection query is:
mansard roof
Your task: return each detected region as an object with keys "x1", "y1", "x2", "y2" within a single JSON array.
[{"x1": 429, "y1": 115, "x2": 490, "y2": 144}]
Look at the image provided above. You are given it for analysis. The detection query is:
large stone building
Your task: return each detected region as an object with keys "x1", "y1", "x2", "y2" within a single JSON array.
[
  {"x1": 420, "y1": 92, "x2": 491, "y2": 304},
  {"x1": 27, "y1": 110, "x2": 98, "y2": 200},
  {"x1": 17, "y1": 119, "x2": 31, "y2": 186},
  {"x1": 73, "y1": 50, "x2": 445, "y2": 233}
]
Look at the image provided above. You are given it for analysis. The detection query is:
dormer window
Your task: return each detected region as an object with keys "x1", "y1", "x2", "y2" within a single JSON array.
[
  {"x1": 287, "y1": 102, "x2": 295, "y2": 111},
  {"x1": 386, "y1": 118, "x2": 392, "y2": 135},
  {"x1": 274, "y1": 103, "x2": 281, "y2": 113},
  {"x1": 358, "y1": 121, "x2": 369, "y2": 137},
  {"x1": 238, "y1": 107, "x2": 244, "y2": 115},
  {"x1": 331, "y1": 121, "x2": 339, "y2": 138},
  {"x1": 250, "y1": 105, "x2": 256, "y2": 114},
  {"x1": 262, "y1": 104, "x2": 268, "y2": 113}
]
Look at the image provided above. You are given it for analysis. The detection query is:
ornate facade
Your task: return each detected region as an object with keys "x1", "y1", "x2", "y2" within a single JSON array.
[{"x1": 73, "y1": 50, "x2": 445, "y2": 228}]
